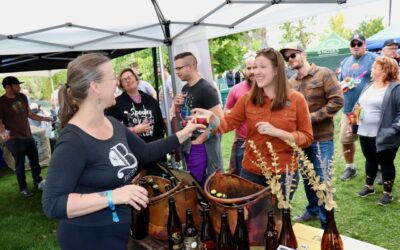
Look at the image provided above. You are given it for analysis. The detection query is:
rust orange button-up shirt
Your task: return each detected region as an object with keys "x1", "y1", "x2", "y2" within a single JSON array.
[{"x1": 218, "y1": 89, "x2": 313, "y2": 175}]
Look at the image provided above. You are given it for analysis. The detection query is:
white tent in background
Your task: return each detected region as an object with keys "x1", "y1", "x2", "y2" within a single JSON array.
[
  {"x1": 0, "y1": 0, "x2": 374, "y2": 135},
  {"x1": 1, "y1": 0, "x2": 373, "y2": 68}
]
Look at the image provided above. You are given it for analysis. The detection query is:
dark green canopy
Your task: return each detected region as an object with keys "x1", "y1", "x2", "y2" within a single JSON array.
[{"x1": 307, "y1": 32, "x2": 350, "y2": 71}]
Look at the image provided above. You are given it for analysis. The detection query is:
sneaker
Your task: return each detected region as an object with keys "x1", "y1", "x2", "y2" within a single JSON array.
[
  {"x1": 357, "y1": 186, "x2": 375, "y2": 197},
  {"x1": 35, "y1": 179, "x2": 46, "y2": 191},
  {"x1": 378, "y1": 193, "x2": 393, "y2": 206},
  {"x1": 377, "y1": 169, "x2": 383, "y2": 185},
  {"x1": 340, "y1": 167, "x2": 356, "y2": 181},
  {"x1": 20, "y1": 188, "x2": 33, "y2": 197},
  {"x1": 293, "y1": 211, "x2": 319, "y2": 222}
]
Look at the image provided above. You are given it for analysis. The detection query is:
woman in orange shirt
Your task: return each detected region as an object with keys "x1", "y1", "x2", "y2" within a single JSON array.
[{"x1": 193, "y1": 48, "x2": 313, "y2": 194}]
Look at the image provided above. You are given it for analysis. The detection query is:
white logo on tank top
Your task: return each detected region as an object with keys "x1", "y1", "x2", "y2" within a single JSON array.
[{"x1": 109, "y1": 143, "x2": 138, "y2": 182}]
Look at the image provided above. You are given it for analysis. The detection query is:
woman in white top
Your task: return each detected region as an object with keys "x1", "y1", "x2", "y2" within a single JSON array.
[{"x1": 356, "y1": 56, "x2": 400, "y2": 206}]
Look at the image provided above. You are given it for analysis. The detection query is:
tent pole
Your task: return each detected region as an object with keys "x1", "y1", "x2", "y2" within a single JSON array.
[
  {"x1": 158, "y1": 47, "x2": 173, "y2": 136},
  {"x1": 388, "y1": 0, "x2": 392, "y2": 26},
  {"x1": 152, "y1": 48, "x2": 160, "y2": 101}
]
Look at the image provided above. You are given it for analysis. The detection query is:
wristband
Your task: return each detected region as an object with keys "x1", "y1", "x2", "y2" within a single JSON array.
[
  {"x1": 207, "y1": 115, "x2": 219, "y2": 140},
  {"x1": 106, "y1": 190, "x2": 119, "y2": 223}
]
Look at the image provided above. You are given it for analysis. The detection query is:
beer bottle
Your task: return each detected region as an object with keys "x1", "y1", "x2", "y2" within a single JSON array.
[
  {"x1": 147, "y1": 177, "x2": 154, "y2": 187},
  {"x1": 165, "y1": 184, "x2": 172, "y2": 192},
  {"x1": 184, "y1": 209, "x2": 200, "y2": 250},
  {"x1": 218, "y1": 212, "x2": 233, "y2": 250},
  {"x1": 278, "y1": 209, "x2": 298, "y2": 249},
  {"x1": 152, "y1": 184, "x2": 162, "y2": 196},
  {"x1": 233, "y1": 207, "x2": 249, "y2": 250},
  {"x1": 170, "y1": 176, "x2": 177, "y2": 188},
  {"x1": 264, "y1": 211, "x2": 278, "y2": 250},
  {"x1": 131, "y1": 178, "x2": 149, "y2": 239},
  {"x1": 321, "y1": 210, "x2": 344, "y2": 250},
  {"x1": 168, "y1": 197, "x2": 184, "y2": 250},
  {"x1": 200, "y1": 206, "x2": 216, "y2": 250}
]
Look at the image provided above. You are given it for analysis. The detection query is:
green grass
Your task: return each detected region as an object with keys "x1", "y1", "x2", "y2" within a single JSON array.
[{"x1": 0, "y1": 116, "x2": 399, "y2": 249}]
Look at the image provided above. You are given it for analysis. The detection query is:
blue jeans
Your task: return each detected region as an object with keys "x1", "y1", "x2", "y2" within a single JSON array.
[
  {"x1": 303, "y1": 141, "x2": 334, "y2": 228},
  {"x1": 5, "y1": 138, "x2": 43, "y2": 191},
  {"x1": 229, "y1": 139, "x2": 244, "y2": 175}
]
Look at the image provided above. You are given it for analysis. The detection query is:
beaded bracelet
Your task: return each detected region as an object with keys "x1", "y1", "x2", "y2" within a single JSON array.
[{"x1": 106, "y1": 190, "x2": 119, "y2": 223}]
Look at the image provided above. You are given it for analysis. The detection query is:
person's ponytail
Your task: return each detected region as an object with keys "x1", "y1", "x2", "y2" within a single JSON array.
[{"x1": 58, "y1": 83, "x2": 78, "y2": 128}]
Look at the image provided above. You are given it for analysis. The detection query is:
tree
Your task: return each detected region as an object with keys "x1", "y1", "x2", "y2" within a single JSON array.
[
  {"x1": 356, "y1": 17, "x2": 384, "y2": 39},
  {"x1": 326, "y1": 12, "x2": 353, "y2": 40},
  {"x1": 209, "y1": 32, "x2": 247, "y2": 75},
  {"x1": 279, "y1": 17, "x2": 316, "y2": 48}
]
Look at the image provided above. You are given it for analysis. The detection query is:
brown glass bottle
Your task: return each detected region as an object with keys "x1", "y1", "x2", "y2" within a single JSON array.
[
  {"x1": 264, "y1": 211, "x2": 278, "y2": 250},
  {"x1": 184, "y1": 208, "x2": 200, "y2": 250},
  {"x1": 170, "y1": 176, "x2": 177, "y2": 188},
  {"x1": 131, "y1": 178, "x2": 149, "y2": 239},
  {"x1": 200, "y1": 206, "x2": 216, "y2": 250},
  {"x1": 152, "y1": 184, "x2": 162, "y2": 196},
  {"x1": 218, "y1": 212, "x2": 233, "y2": 250},
  {"x1": 165, "y1": 184, "x2": 172, "y2": 192},
  {"x1": 233, "y1": 207, "x2": 249, "y2": 250},
  {"x1": 168, "y1": 197, "x2": 184, "y2": 250},
  {"x1": 278, "y1": 209, "x2": 297, "y2": 249},
  {"x1": 321, "y1": 210, "x2": 344, "y2": 250}
]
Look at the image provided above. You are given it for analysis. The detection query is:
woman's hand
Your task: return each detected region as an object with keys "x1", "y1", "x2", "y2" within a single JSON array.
[
  {"x1": 191, "y1": 108, "x2": 214, "y2": 122},
  {"x1": 175, "y1": 122, "x2": 206, "y2": 144},
  {"x1": 112, "y1": 184, "x2": 149, "y2": 211},
  {"x1": 256, "y1": 122, "x2": 281, "y2": 137},
  {"x1": 132, "y1": 122, "x2": 152, "y2": 134},
  {"x1": 256, "y1": 121, "x2": 294, "y2": 142}
]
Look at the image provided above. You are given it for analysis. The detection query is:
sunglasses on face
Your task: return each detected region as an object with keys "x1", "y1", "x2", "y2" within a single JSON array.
[
  {"x1": 350, "y1": 41, "x2": 364, "y2": 48},
  {"x1": 284, "y1": 52, "x2": 298, "y2": 62}
]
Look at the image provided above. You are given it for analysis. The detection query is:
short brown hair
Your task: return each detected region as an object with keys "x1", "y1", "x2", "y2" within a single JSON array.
[
  {"x1": 374, "y1": 57, "x2": 400, "y2": 82},
  {"x1": 174, "y1": 52, "x2": 198, "y2": 68},
  {"x1": 250, "y1": 48, "x2": 289, "y2": 110},
  {"x1": 118, "y1": 68, "x2": 139, "y2": 90}
]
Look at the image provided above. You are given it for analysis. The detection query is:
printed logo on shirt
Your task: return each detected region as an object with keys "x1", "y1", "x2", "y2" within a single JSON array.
[
  {"x1": 12, "y1": 100, "x2": 25, "y2": 114},
  {"x1": 127, "y1": 104, "x2": 154, "y2": 137},
  {"x1": 109, "y1": 143, "x2": 138, "y2": 182}
]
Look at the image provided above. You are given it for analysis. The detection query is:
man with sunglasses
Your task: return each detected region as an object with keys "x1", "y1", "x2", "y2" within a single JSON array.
[
  {"x1": 338, "y1": 33, "x2": 377, "y2": 182},
  {"x1": 280, "y1": 43, "x2": 343, "y2": 227}
]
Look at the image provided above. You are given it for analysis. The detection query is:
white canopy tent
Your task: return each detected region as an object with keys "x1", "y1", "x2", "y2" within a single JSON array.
[
  {"x1": 1, "y1": 0, "x2": 373, "y2": 70},
  {"x1": 1, "y1": 0, "x2": 373, "y2": 137}
]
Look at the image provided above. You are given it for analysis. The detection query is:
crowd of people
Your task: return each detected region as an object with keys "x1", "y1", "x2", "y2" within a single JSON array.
[{"x1": 0, "y1": 33, "x2": 398, "y2": 248}]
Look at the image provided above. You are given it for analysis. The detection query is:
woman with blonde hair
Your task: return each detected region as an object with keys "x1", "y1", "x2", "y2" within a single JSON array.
[{"x1": 42, "y1": 53, "x2": 203, "y2": 249}]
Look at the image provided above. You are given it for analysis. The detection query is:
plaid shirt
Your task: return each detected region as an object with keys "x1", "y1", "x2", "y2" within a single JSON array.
[{"x1": 289, "y1": 64, "x2": 344, "y2": 142}]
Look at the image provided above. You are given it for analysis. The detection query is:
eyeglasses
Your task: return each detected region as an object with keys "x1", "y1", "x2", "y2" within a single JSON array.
[
  {"x1": 284, "y1": 52, "x2": 299, "y2": 62},
  {"x1": 350, "y1": 41, "x2": 364, "y2": 48},
  {"x1": 174, "y1": 64, "x2": 191, "y2": 71},
  {"x1": 120, "y1": 75, "x2": 135, "y2": 84}
]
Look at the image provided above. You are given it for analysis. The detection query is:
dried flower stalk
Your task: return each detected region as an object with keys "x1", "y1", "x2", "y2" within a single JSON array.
[{"x1": 248, "y1": 139, "x2": 337, "y2": 211}]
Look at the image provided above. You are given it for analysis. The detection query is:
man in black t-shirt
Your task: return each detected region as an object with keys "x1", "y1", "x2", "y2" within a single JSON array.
[
  {"x1": 0, "y1": 76, "x2": 53, "y2": 197},
  {"x1": 174, "y1": 52, "x2": 224, "y2": 185}
]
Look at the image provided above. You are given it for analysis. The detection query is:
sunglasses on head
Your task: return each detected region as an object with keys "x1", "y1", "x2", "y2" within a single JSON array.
[
  {"x1": 350, "y1": 41, "x2": 364, "y2": 48},
  {"x1": 284, "y1": 52, "x2": 299, "y2": 62}
]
